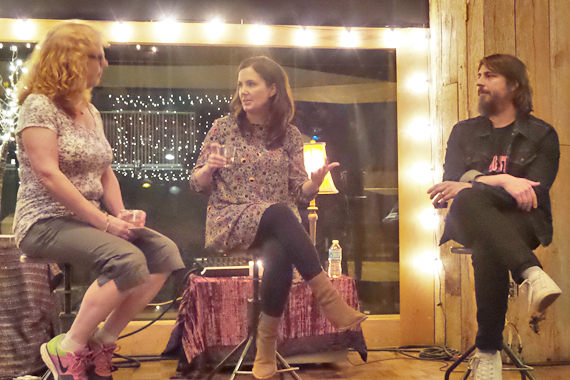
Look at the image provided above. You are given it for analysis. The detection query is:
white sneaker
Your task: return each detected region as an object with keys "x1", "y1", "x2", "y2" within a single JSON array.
[
  {"x1": 521, "y1": 269, "x2": 562, "y2": 318},
  {"x1": 471, "y1": 349, "x2": 502, "y2": 380}
]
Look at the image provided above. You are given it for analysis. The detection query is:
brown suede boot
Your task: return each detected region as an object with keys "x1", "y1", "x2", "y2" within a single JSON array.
[
  {"x1": 252, "y1": 312, "x2": 280, "y2": 379},
  {"x1": 308, "y1": 271, "x2": 367, "y2": 330}
]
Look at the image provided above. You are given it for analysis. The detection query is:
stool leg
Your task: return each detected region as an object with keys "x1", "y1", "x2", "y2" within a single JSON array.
[
  {"x1": 58, "y1": 264, "x2": 75, "y2": 332},
  {"x1": 501, "y1": 342, "x2": 537, "y2": 380},
  {"x1": 444, "y1": 345, "x2": 476, "y2": 380}
]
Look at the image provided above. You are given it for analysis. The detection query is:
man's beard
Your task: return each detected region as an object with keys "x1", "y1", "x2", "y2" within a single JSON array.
[{"x1": 478, "y1": 93, "x2": 500, "y2": 117}]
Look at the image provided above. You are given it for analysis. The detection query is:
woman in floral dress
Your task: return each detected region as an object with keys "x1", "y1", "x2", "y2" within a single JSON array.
[
  {"x1": 14, "y1": 22, "x2": 184, "y2": 380},
  {"x1": 190, "y1": 56, "x2": 366, "y2": 379}
]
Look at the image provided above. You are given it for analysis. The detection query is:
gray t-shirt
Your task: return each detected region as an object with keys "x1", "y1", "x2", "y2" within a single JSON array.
[{"x1": 14, "y1": 94, "x2": 113, "y2": 246}]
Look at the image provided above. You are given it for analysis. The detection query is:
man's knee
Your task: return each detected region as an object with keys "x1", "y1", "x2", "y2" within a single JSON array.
[{"x1": 450, "y1": 186, "x2": 487, "y2": 214}]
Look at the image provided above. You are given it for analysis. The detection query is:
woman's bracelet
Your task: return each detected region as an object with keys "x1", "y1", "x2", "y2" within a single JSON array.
[{"x1": 103, "y1": 212, "x2": 110, "y2": 233}]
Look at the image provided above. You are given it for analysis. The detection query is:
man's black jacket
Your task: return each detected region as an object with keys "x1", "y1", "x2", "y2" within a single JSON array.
[{"x1": 441, "y1": 114, "x2": 560, "y2": 247}]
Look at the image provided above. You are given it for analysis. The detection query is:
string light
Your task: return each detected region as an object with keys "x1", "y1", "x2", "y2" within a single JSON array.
[
  {"x1": 156, "y1": 19, "x2": 181, "y2": 41},
  {"x1": 408, "y1": 162, "x2": 433, "y2": 183},
  {"x1": 408, "y1": 118, "x2": 432, "y2": 140},
  {"x1": 250, "y1": 24, "x2": 270, "y2": 45},
  {"x1": 1, "y1": 45, "x2": 23, "y2": 144},
  {"x1": 295, "y1": 28, "x2": 315, "y2": 47},
  {"x1": 419, "y1": 208, "x2": 439, "y2": 230},
  {"x1": 14, "y1": 19, "x2": 34, "y2": 40},
  {"x1": 102, "y1": 93, "x2": 231, "y2": 182},
  {"x1": 113, "y1": 22, "x2": 132, "y2": 42},
  {"x1": 341, "y1": 29, "x2": 359, "y2": 48},
  {"x1": 384, "y1": 29, "x2": 403, "y2": 48},
  {"x1": 408, "y1": 73, "x2": 429, "y2": 92},
  {"x1": 205, "y1": 18, "x2": 225, "y2": 39}
]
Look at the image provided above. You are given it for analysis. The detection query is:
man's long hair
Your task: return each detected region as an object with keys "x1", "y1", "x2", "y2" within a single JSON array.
[
  {"x1": 479, "y1": 54, "x2": 533, "y2": 116},
  {"x1": 17, "y1": 21, "x2": 103, "y2": 117},
  {"x1": 230, "y1": 56, "x2": 294, "y2": 149}
]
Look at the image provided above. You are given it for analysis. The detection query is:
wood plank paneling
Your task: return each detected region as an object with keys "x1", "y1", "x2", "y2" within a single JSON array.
[
  {"x1": 483, "y1": 0, "x2": 516, "y2": 55},
  {"x1": 550, "y1": 0, "x2": 570, "y2": 146},
  {"x1": 466, "y1": 0, "x2": 484, "y2": 118},
  {"x1": 516, "y1": 0, "x2": 552, "y2": 124}
]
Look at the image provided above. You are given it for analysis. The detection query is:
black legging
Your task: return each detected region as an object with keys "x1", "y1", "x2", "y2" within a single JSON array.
[
  {"x1": 250, "y1": 203, "x2": 324, "y2": 317},
  {"x1": 446, "y1": 187, "x2": 541, "y2": 351}
]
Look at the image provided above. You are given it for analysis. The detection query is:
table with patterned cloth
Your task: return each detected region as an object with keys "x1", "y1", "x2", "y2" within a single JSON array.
[{"x1": 169, "y1": 274, "x2": 367, "y2": 377}]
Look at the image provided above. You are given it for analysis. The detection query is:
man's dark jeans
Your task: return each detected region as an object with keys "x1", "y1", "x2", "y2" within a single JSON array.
[{"x1": 444, "y1": 187, "x2": 541, "y2": 351}]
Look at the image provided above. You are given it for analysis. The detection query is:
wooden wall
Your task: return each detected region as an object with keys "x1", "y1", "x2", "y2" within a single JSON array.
[{"x1": 430, "y1": 0, "x2": 570, "y2": 362}]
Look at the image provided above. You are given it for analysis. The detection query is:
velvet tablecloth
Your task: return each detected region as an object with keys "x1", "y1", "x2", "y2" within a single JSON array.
[{"x1": 169, "y1": 274, "x2": 367, "y2": 377}]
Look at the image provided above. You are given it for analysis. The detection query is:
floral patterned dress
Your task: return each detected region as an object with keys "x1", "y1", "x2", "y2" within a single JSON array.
[
  {"x1": 14, "y1": 94, "x2": 113, "y2": 246},
  {"x1": 190, "y1": 115, "x2": 316, "y2": 251}
]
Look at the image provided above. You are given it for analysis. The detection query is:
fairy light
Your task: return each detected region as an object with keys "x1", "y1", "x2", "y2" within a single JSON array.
[
  {"x1": 1, "y1": 44, "x2": 24, "y2": 145},
  {"x1": 250, "y1": 24, "x2": 270, "y2": 45},
  {"x1": 113, "y1": 22, "x2": 132, "y2": 42},
  {"x1": 384, "y1": 29, "x2": 403, "y2": 48},
  {"x1": 408, "y1": 118, "x2": 432, "y2": 140},
  {"x1": 156, "y1": 19, "x2": 181, "y2": 41},
  {"x1": 408, "y1": 162, "x2": 433, "y2": 183},
  {"x1": 101, "y1": 93, "x2": 231, "y2": 182},
  {"x1": 408, "y1": 73, "x2": 429, "y2": 92},
  {"x1": 419, "y1": 208, "x2": 439, "y2": 230},
  {"x1": 14, "y1": 19, "x2": 34, "y2": 40},
  {"x1": 205, "y1": 18, "x2": 225, "y2": 39},
  {"x1": 295, "y1": 28, "x2": 315, "y2": 47},
  {"x1": 341, "y1": 29, "x2": 359, "y2": 48}
]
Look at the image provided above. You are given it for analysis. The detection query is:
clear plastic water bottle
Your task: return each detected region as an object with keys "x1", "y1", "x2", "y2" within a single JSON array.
[{"x1": 328, "y1": 240, "x2": 342, "y2": 278}]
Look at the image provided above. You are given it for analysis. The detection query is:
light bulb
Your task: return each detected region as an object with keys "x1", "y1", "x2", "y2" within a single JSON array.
[
  {"x1": 295, "y1": 28, "x2": 315, "y2": 47},
  {"x1": 113, "y1": 22, "x2": 131, "y2": 42},
  {"x1": 419, "y1": 208, "x2": 439, "y2": 229}
]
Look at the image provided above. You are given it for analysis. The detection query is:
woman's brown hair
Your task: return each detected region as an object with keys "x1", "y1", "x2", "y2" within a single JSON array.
[{"x1": 230, "y1": 56, "x2": 295, "y2": 149}]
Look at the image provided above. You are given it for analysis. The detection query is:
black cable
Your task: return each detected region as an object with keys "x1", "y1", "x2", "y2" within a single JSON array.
[
  {"x1": 117, "y1": 267, "x2": 198, "y2": 340},
  {"x1": 111, "y1": 267, "x2": 199, "y2": 369},
  {"x1": 348, "y1": 345, "x2": 461, "y2": 367}
]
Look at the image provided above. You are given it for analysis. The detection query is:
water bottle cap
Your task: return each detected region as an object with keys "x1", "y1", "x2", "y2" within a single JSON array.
[{"x1": 332, "y1": 240, "x2": 339, "y2": 243}]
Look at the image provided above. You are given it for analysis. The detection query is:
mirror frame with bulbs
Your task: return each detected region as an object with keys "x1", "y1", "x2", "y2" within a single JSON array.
[{"x1": 0, "y1": 17, "x2": 433, "y2": 345}]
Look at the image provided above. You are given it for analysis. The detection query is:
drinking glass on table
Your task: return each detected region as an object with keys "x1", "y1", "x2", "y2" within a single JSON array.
[
  {"x1": 219, "y1": 144, "x2": 236, "y2": 167},
  {"x1": 118, "y1": 209, "x2": 145, "y2": 227}
]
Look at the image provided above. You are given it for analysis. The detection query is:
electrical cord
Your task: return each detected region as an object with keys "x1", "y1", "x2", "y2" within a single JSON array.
[
  {"x1": 347, "y1": 345, "x2": 461, "y2": 368},
  {"x1": 111, "y1": 266, "x2": 198, "y2": 369},
  {"x1": 117, "y1": 267, "x2": 197, "y2": 340}
]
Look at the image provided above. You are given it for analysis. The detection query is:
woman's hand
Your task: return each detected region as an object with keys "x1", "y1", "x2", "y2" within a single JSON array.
[
  {"x1": 303, "y1": 160, "x2": 340, "y2": 195},
  {"x1": 204, "y1": 143, "x2": 227, "y2": 173},
  {"x1": 310, "y1": 160, "x2": 340, "y2": 188},
  {"x1": 105, "y1": 215, "x2": 136, "y2": 240}
]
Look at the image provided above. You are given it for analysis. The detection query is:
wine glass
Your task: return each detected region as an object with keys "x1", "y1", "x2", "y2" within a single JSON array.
[{"x1": 219, "y1": 144, "x2": 236, "y2": 167}]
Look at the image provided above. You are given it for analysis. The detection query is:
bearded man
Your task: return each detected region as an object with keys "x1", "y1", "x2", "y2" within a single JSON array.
[{"x1": 428, "y1": 54, "x2": 561, "y2": 380}]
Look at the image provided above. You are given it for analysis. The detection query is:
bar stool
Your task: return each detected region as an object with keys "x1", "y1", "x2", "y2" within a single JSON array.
[
  {"x1": 18, "y1": 250, "x2": 76, "y2": 380},
  {"x1": 206, "y1": 250, "x2": 302, "y2": 380},
  {"x1": 20, "y1": 254, "x2": 76, "y2": 332},
  {"x1": 444, "y1": 246, "x2": 536, "y2": 380}
]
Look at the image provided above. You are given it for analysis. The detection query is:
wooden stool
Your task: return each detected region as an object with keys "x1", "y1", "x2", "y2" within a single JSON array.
[
  {"x1": 206, "y1": 250, "x2": 302, "y2": 380},
  {"x1": 444, "y1": 246, "x2": 536, "y2": 380}
]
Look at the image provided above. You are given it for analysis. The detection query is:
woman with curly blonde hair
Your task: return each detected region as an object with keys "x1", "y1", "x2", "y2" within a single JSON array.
[{"x1": 15, "y1": 22, "x2": 184, "y2": 380}]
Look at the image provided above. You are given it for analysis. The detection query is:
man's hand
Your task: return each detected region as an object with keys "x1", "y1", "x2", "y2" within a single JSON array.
[
  {"x1": 427, "y1": 181, "x2": 472, "y2": 207},
  {"x1": 475, "y1": 174, "x2": 540, "y2": 212}
]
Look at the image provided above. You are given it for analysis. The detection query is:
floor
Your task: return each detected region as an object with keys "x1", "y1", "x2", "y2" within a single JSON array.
[{"x1": 111, "y1": 351, "x2": 570, "y2": 380}]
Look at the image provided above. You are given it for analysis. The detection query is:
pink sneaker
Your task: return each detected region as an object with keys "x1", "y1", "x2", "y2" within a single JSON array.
[
  {"x1": 88, "y1": 342, "x2": 117, "y2": 380},
  {"x1": 40, "y1": 334, "x2": 90, "y2": 380}
]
